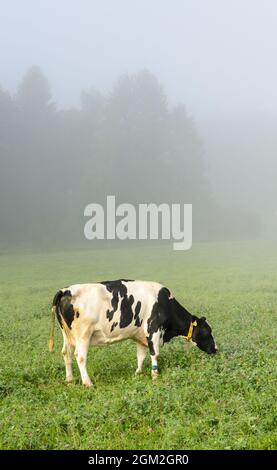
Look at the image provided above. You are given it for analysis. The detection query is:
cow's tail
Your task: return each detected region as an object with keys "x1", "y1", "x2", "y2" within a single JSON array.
[{"x1": 48, "y1": 290, "x2": 63, "y2": 352}]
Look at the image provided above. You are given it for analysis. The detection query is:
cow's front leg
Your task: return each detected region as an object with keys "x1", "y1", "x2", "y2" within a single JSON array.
[
  {"x1": 135, "y1": 343, "x2": 147, "y2": 374},
  {"x1": 75, "y1": 338, "x2": 93, "y2": 387},
  {"x1": 147, "y1": 332, "x2": 160, "y2": 380}
]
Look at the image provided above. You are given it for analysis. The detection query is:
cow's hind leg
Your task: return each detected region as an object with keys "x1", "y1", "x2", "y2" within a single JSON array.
[
  {"x1": 135, "y1": 343, "x2": 147, "y2": 374},
  {"x1": 61, "y1": 331, "x2": 74, "y2": 383},
  {"x1": 75, "y1": 337, "x2": 93, "y2": 387},
  {"x1": 147, "y1": 332, "x2": 160, "y2": 380}
]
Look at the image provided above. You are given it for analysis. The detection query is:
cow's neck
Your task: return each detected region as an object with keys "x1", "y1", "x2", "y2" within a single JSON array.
[{"x1": 164, "y1": 298, "x2": 193, "y2": 342}]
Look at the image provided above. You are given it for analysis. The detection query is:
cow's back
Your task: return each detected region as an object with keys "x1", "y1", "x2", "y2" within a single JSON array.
[{"x1": 60, "y1": 280, "x2": 169, "y2": 346}]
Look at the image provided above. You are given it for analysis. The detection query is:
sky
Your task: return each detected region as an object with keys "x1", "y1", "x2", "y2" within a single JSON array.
[{"x1": 1, "y1": 0, "x2": 277, "y2": 120}]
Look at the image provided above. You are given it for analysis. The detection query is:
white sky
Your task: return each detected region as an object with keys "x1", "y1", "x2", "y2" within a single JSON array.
[{"x1": 1, "y1": 0, "x2": 277, "y2": 120}]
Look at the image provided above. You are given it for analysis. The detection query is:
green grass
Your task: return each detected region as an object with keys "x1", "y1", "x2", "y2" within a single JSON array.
[{"x1": 0, "y1": 241, "x2": 277, "y2": 449}]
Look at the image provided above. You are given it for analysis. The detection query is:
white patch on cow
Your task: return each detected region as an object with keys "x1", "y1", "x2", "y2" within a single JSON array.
[
  {"x1": 75, "y1": 338, "x2": 93, "y2": 387},
  {"x1": 159, "y1": 328, "x2": 165, "y2": 346}
]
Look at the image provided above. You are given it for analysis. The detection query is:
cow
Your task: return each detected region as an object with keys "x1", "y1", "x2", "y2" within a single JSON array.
[{"x1": 48, "y1": 280, "x2": 217, "y2": 386}]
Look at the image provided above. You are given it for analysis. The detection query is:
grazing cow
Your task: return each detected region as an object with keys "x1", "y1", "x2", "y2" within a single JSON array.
[{"x1": 49, "y1": 280, "x2": 217, "y2": 386}]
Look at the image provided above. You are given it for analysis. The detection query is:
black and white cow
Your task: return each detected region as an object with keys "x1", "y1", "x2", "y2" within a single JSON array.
[{"x1": 49, "y1": 280, "x2": 217, "y2": 386}]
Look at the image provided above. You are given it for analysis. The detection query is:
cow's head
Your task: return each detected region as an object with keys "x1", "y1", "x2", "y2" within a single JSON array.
[{"x1": 191, "y1": 316, "x2": 217, "y2": 354}]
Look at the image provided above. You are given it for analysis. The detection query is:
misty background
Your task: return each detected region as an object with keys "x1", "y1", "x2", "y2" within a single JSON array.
[{"x1": 1, "y1": 0, "x2": 276, "y2": 249}]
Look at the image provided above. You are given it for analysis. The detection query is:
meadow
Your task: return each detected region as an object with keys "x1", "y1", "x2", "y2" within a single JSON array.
[{"x1": 0, "y1": 241, "x2": 277, "y2": 450}]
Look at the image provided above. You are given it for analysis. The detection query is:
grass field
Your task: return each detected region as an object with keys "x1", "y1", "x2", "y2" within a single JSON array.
[{"x1": 0, "y1": 241, "x2": 277, "y2": 450}]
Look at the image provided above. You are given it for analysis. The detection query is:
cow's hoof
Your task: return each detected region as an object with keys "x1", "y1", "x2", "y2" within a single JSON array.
[
  {"x1": 151, "y1": 372, "x2": 159, "y2": 381},
  {"x1": 83, "y1": 382, "x2": 93, "y2": 388},
  {"x1": 66, "y1": 377, "x2": 74, "y2": 384},
  {"x1": 135, "y1": 369, "x2": 142, "y2": 375}
]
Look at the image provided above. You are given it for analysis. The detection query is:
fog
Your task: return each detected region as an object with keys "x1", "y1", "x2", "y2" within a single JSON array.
[{"x1": 1, "y1": 1, "x2": 277, "y2": 248}]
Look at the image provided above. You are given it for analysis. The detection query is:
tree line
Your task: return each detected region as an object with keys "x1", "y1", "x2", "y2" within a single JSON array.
[{"x1": 0, "y1": 66, "x2": 261, "y2": 249}]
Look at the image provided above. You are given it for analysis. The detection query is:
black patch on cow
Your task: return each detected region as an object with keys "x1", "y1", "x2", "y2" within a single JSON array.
[
  {"x1": 111, "y1": 321, "x2": 118, "y2": 332},
  {"x1": 147, "y1": 337, "x2": 155, "y2": 355},
  {"x1": 52, "y1": 289, "x2": 74, "y2": 329},
  {"x1": 146, "y1": 287, "x2": 196, "y2": 354},
  {"x1": 147, "y1": 288, "x2": 170, "y2": 335},
  {"x1": 101, "y1": 280, "x2": 132, "y2": 296},
  {"x1": 106, "y1": 289, "x2": 119, "y2": 320},
  {"x1": 52, "y1": 290, "x2": 64, "y2": 328},
  {"x1": 192, "y1": 317, "x2": 217, "y2": 354},
  {"x1": 134, "y1": 301, "x2": 142, "y2": 327},
  {"x1": 146, "y1": 288, "x2": 171, "y2": 355},
  {"x1": 102, "y1": 280, "x2": 130, "y2": 322},
  {"x1": 102, "y1": 280, "x2": 142, "y2": 329},
  {"x1": 52, "y1": 290, "x2": 64, "y2": 307},
  {"x1": 58, "y1": 290, "x2": 75, "y2": 329},
  {"x1": 119, "y1": 294, "x2": 135, "y2": 328},
  {"x1": 76, "y1": 311, "x2": 80, "y2": 318},
  {"x1": 106, "y1": 308, "x2": 114, "y2": 321}
]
